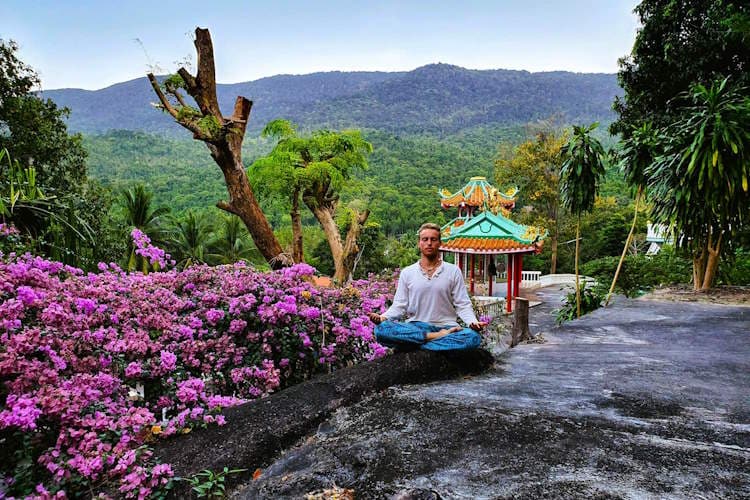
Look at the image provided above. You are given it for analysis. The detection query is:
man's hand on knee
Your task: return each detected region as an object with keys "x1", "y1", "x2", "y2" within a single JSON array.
[
  {"x1": 368, "y1": 312, "x2": 386, "y2": 324},
  {"x1": 469, "y1": 321, "x2": 487, "y2": 332}
]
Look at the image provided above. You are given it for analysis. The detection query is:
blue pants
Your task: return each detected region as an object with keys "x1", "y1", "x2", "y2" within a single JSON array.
[{"x1": 375, "y1": 321, "x2": 481, "y2": 351}]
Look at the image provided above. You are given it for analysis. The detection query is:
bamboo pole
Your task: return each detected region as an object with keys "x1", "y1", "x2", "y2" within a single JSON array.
[
  {"x1": 605, "y1": 187, "x2": 642, "y2": 306},
  {"x1": 576, "y1": 214, "x2": 581, "y2": 318}
]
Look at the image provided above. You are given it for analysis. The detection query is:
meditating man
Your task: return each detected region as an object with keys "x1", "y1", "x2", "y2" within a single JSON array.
[{"x1": 368, "y1": 223, "x2": 486, "y2": 351}]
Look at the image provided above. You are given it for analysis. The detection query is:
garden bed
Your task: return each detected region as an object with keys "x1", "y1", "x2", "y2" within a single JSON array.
[{"x1": 0, "y1": 253, "x2": 396, "y2": 498}]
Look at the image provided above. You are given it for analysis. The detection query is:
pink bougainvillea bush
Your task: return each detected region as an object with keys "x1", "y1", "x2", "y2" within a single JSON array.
[{"x1": 0, "y1": 244, "x2": 394, "y2": 499}]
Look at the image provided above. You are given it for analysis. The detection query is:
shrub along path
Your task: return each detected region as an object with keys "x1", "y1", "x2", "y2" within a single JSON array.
[{"x1": 236, "y1": 291, "x2": 750, "y2": 498}]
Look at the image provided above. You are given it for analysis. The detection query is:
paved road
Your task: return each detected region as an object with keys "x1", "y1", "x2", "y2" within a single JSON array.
[{"x1": 238, "y1": 292, "x2": 750, "y2": 499}]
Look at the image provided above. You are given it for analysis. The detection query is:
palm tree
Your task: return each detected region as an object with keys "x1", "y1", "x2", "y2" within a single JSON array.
[
  {"x1": 121, "y1": 184, "x2": 170, "y2": 271},
  {"x1": 560, "y1": 123, "x2": 607, "y2": 317},
  {"x1": 648, "y1": 78, "x2": 750, "y2": 289},
  {"x1": 169, "y1": 210, "x2": 212, "y2": 269},
  {"x1": 207, "y1": 214, "x2": 262, "y2": 265},
  {"x1": 121, "y1": 184, "x2": 170, "y2": 239}
]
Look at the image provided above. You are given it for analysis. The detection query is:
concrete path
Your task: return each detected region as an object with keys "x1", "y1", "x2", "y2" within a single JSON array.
[{"x1": 237, "y1": 290, "x2": 750, "y2": 499}]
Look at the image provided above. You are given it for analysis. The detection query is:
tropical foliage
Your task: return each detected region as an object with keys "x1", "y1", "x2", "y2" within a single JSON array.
[
  {"x1": 250, "y1": 119, "x2": 373, "y2": 282},
  {"x1": 613, "y1": 0, "x2": 750, "y2": 289},
  {"x1": 560, "y1": 123, "x2": 607, "y2": 317},
  {"x1": 646, "y1": 78, "x2": 750, "y2": 289},
  {"x1": 495, "y1": 125, "x2": 567, "y2": 273}
]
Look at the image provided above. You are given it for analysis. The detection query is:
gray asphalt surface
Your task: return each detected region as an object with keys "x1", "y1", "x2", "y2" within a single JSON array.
[{"x1": 238, "y1": 290, "x2": 750, "y2": 499}]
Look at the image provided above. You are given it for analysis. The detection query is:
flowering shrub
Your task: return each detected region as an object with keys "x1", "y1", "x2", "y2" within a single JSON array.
[
  {"x1": 0, "y1": 248, "x2": 394, "y2": 498},
  {"x1": 129, "y1": 228, "x2": 174, "y2": 273}
]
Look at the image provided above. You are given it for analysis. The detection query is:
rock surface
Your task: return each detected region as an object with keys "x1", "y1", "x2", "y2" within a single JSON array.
[
  {"x1": 235, "y1": 292, "x2": 750, "y2": 499},
  {"x1": 153, "y1": 348, "x2": 493, "y2": 495}
]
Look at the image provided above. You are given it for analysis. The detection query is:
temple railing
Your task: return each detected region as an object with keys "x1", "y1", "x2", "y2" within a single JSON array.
[
  {"x1": 498, "y1": 270, "x2": 542, "y2": 288},
  {"x1": 473, "y1": 296, "x2": 506, "y2": 318}
]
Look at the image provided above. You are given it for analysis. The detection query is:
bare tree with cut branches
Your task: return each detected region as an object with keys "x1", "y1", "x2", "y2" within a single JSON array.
[{"x1": 147, "y1": 28, "x2": 289, "y2": 268}]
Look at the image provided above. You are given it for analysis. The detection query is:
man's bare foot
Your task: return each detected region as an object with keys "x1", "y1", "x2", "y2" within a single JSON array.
[{"x1": 426, "y1": 326, "x2": 462, "y2": 341}]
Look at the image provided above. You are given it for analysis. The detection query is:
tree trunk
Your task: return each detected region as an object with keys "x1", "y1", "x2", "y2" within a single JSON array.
[
  {"x1": 701, "y1": 231, "x2": 722, "y2": 291},
  {"x1": 290, "y1": 188, "x2": 304, "y2": 263},
  {"x1": 550, "y1": 230, "x2": 558, "y2": 274},
  {"x1": 341, "y1": 210, "x2": 370, "y2": 283},
  {"x1": 693, "y1": 246, "x2": 707, "y2": 290},
  {"x1": 606, "y1": 186, "x2": 642, "y2": 306},
  {"x1": 213, "y1": 149, "x2": 287, "y2": 268},
  {"x1": 576, "y1": 214, "x2": 581, "y2": 318},
  {"x1": 306, "y1": 200, "x2": 369, "y2": 285},
  {"x1": 549, "y1": 202, "x2": 559, "y2": 274},
  {"x1": 308, "y1": 203, "x2": 345, "y2": 281},
  {"x1": 146, "y1": 28, "x2": 287, "y2": 269}
]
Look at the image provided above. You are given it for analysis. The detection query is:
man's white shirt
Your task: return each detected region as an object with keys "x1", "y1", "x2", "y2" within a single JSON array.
[{"x1": 383, "y1": 261, "x2": 478, "y2": 327}]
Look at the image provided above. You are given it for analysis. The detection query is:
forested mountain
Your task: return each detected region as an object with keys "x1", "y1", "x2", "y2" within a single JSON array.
[
  {"x1": 83, "y1": 125, "x2": 524, "y2": 235},
  {"x1": 42, "y1": 71, "x2": 401, "y2": 135},
  {"x1": 44, "y1": 64, "x2": 620, "y2": 136}
]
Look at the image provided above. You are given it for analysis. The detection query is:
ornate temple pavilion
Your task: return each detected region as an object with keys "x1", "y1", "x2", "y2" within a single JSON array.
[{"x1": 439, "y1": 177, "x2": 546, "y2": 312}]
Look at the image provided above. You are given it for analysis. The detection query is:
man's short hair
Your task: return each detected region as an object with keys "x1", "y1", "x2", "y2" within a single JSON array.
[{"x1": 418, "y1": 223, "x2": 442, "y2": 236}]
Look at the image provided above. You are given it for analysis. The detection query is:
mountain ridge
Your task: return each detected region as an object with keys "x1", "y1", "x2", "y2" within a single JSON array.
[{"x1": 41, "y1": 64, "x2": 621, "y2": 136}]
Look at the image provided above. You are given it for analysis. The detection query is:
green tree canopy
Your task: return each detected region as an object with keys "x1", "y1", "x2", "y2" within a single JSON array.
[
  {"x1": 0, "y1": 39, "x2": 87, "y2": 194},
  {"x1": 612, "y1": 0, "x2": 750, "y2": 136},
  {"x1": 250, "y1": 119, "x2": 373, "y2": 282},
  {"x1": 0, "y1": 40, "x2": 120, "y2": 268},
  {"x1": 648, "y1": 78, "x2": 750, "y2": 288},
  {"x1": 494, "y1": 126, "x2": 567, "y2": 273}
]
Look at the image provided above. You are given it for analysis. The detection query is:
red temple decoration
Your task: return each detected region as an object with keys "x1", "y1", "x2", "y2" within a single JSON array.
[{"x1": 439, "y1": 176, "x2": 546, "y2": 312}]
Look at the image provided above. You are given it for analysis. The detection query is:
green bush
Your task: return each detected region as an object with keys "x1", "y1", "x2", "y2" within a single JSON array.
[
  {"x1": 581, "y1": 247, "x2": 692, "y2": 297},
  {"x1": 717, "y1": 249, "x2": 750, "y2": 286},
  {"x1": 555, "y1": 283, "x2": 606, "y2": 324}
]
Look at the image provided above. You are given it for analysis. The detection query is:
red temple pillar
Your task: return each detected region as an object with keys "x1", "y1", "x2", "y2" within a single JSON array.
[
  {"x1": 506, "y1": 253, "x2": 513, "y2": 312},
  {"x1": 513, "y1": 254, "x2": 521, "y2": 300},
  {"x1": 488, "y1": 255, "x2": 494, "y2": 297},
  {"x1": 470, "y1": 253, "x2": 476, "y2": 295}
]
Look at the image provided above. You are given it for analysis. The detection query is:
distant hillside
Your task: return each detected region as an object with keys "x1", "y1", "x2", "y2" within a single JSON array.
[
  {"x1": 42, "y1": 71, "x2": 401, "y2": 135},
  {"x1": 44, "y1": 64, "x2": 620, "y2": 136}
]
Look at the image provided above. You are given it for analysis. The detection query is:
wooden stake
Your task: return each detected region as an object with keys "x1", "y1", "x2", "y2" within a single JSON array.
[{"x1": 511, "y1": 297, "x2": 530, "y2": 347}]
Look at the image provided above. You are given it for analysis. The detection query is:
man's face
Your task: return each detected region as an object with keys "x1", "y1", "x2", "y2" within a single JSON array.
[{"x1": 418, "y1": 229, "x2": 441, "y2": 258}]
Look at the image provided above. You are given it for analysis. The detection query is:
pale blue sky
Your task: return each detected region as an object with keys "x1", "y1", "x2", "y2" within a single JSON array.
[{"x1": 1, "y1": 0, "x2": 640, "y2": 90}]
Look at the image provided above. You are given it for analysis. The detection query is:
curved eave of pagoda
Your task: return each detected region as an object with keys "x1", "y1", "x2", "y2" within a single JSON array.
[
  {"x1": 440, "y1": 211, "x2": 548, "y2": 254},
  {"x1": 440, "y1": 240, "x2": 544, "y2": 255}
]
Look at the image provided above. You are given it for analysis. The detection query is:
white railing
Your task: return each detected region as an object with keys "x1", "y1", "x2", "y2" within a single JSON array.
[
  {"x1": 646, "y1": 222, "x2": 669, "y2": 243},
  {"x1": 498, "y1": 270, "x2": 542, "y2": 288},
  {"x1": 473, "y1": 296, "x2": 505, "y2": 317},
  {"x1": 539, "y1": 274, "x2": 596, "y2": 287}
]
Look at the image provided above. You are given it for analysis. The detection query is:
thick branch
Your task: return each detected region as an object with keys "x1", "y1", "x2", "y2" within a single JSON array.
[
  {"x1": 146, "y1": 73, "x2": 179, "y2": 119},
  {"x1": 176, "y1": 67, "x2": 198, "y2": 97},
  {"x1": 216, "y1": 200, "x2": 239, "y2": 216},
  {"x1": 172, "y1": 89, "x2": 188, "y2": 108},
  {"x1": 147, "y1": 73, "x2": 208, "y2": 140}
]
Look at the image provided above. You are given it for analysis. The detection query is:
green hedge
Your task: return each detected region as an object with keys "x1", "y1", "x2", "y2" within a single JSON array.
[{"x1": 581, "y1": 248, "x2": 692, "y2": 297}]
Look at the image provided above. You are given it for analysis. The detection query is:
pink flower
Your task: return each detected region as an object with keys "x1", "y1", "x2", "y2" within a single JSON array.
[
  {"x1": 205, "y1": 308, "x2": 225, "y2": 325},
  {"x1": 176, "y1": 378, "x2": 205, "y2": 404},
  {"x1": 159, "y1": 351, "x2": 177, "y2": 372},
  {"x1": 0, "y1": 394, "x2": 41, "y2": 430},
  {"x1": 124, "y1": 362, "x2": 142, "y2": 378}
]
